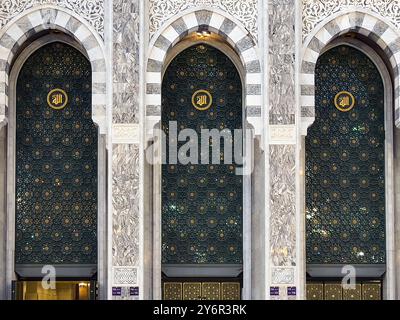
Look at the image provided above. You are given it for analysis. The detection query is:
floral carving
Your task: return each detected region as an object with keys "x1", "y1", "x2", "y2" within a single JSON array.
[
  {"x1": 149, "y1": 0, "x2": 258, "y2": 42},
  {"x1": 303, "y1": 0, "x2": 400, "y2": 41},
  {"x1": 0, "y1": 0, "x2": 104, "y2": 37}
]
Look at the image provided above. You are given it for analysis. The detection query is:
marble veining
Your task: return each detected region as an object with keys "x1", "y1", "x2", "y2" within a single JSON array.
[
  {"x1": 112, "y1": 144, "x2": 140, "y2": 267},
  {"x1": 268, "y1": 0, "x2": 295, "y2": 125},
  {"x1": 269, "y1": 145, "x2": 296, "y2": 266},
  {"x1": 268, "y1": 0, "x2": 298, "y2": 269},
  {"x1": 113, "y1": 0, "x2": 139, "y2": 123}
]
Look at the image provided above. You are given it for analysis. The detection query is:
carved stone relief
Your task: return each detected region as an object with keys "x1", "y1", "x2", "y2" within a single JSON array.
[
  {"x1": 0, "y1": 0, "x2": 104, "y2": 37},
  {"x1": 149, "y1": 0, "x2": 258, "y2": 41},
  {"x1": 303, "y1": 0, "x2": 400, "y2": 41}
]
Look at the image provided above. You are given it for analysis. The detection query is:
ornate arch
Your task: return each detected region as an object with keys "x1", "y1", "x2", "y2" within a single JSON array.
[
  {"x1": 0, "y1": 6, "x2": 107, "y2": 133},
  {"x1": 300, "y1": 11, "x2": 400, "y2": 132},
  {"x1": 145, "y1": 8, "x2": 262, "y2": 135}
]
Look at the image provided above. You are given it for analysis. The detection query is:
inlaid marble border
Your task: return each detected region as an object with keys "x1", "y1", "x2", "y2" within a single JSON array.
[
  {"x1": 300, "y1": 11, "x2": 400, "y2": 132},
  {"x1": 0, "y1": 6, "x2": 107, "y2": 133},
  {"x1": 145, "y1": 8, "x2": 262, "y2": 135}
]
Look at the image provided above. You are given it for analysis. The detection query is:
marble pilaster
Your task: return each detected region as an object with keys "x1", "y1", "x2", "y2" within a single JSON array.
[
  {"x1": 267, "y1": 0, "x2": 300, "y2": 300},
  {"x1": 111, "y1": 0, "x2": 141, "y2": 300},
  {"x1": 111, "y1": 143, "x2": 140, "y2": 300}
]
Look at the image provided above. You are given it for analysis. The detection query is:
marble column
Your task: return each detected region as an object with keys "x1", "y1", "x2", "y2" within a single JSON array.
[
  {"x1": 266, "y1": 0, "x2": 302, "y2": 300},
  {"x1": 110, "y1": 0, "x2": 141, "y2": 300}
]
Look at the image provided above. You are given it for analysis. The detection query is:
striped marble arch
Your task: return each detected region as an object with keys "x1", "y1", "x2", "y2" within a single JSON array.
[
  {"x1": 301, "y1": 11, "x2": 400, "y2": 132},
  {"x1": 0, "y1": 6, "x2": 107, "y2": 133},
  {"x1": 146, "y1": 9, "x2": 262, "y2": 135}
]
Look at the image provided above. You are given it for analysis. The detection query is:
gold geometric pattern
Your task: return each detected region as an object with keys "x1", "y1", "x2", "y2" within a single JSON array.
[
  {"x1": 163, "y1": 282, "x2": 241, "y2": 300},
  {"x1": 307, "y1": 282, "x2": 381, "y2": 300},
  {"x1": 221, "y1": 282, "x2": 241, "y2": 300},
  {"x1": 163, "y1": 282, "x2": 182, "y2": 300},
  {"x1": 202, "y1": 283, "x2": 220, "y2": 300},
  {"x1": 343, "y1": 284, "x2": 362, "y2": 300},
  {"x1": 362, "y1": 283, "x2": 381, "y2": 300},
  {"x1": 324, "y1": 283, "x2": 342, "y2": 300},
  {"x1": 306, "y1": 283, "x2": 324, "y2": 300},
  {"x1": 182, "y1": 282, "x2": 202, "y2": 300}
]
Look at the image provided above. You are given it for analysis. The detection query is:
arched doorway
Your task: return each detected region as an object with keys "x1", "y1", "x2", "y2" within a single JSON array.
[
  {"x1": 305, "y1": 41, "x2": 393, "y2": 300},
  {"x1": 161, "y1": 43, "x2": 243, "y2": 300},
  {"x1": 11, "y1": 40, "x2": 98, "y2": 300}
]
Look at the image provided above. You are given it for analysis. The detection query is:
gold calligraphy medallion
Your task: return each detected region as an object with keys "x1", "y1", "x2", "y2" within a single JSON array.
[
  {"x1": 192, "y1": 89, "x2": 213, "y2": 111},
  {"x1": 47, "y1": 88, "x2": 68, "y2": 110},
  {"x1": 334, "y1": 91, "x2": 355, "y2": 112}
]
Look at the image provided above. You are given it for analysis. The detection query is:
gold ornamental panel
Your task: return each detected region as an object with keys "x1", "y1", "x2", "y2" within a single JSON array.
[
  {"x1": 306, "y1": 283, "x2": 324, "y2": 300},
  {"x1": 324, "y1": 283, "x2": 342, "y2": 300},
  {"x1": 163, "y1": 282, "x2": 182, "y2": 300},
  {"x1": 362, "y1": 283, "x2": 381, "y2": 300},
  {"x1": 202, "y1": 283, "x2": 220, "y2": 300},
  {"x1": 183, "y1": 282, "x2": 202, "y2": 300},
  {"x1": 221, "y1": 282, "x2": 241, "y2": 300},
  {"x1": 307, "y1": 282, "x2": 381, "y2": 300},
  {"x1": 343, "y1": 284, "x2": 362, "y2": 300},
  {"x1": 163, "y1": 282, "x2": 241, "y2": 300}
]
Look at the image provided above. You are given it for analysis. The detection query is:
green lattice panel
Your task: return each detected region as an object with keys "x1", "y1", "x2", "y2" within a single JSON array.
[
  {"x1": 15, "y1": 42, "x2": 97, "y2": 265},
  {"x1": 306, "y1": 45, "x2": 385, "y2": 264},
  {"x1": 162, "y1": 44, "x2": 243, "y2": 264}
]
